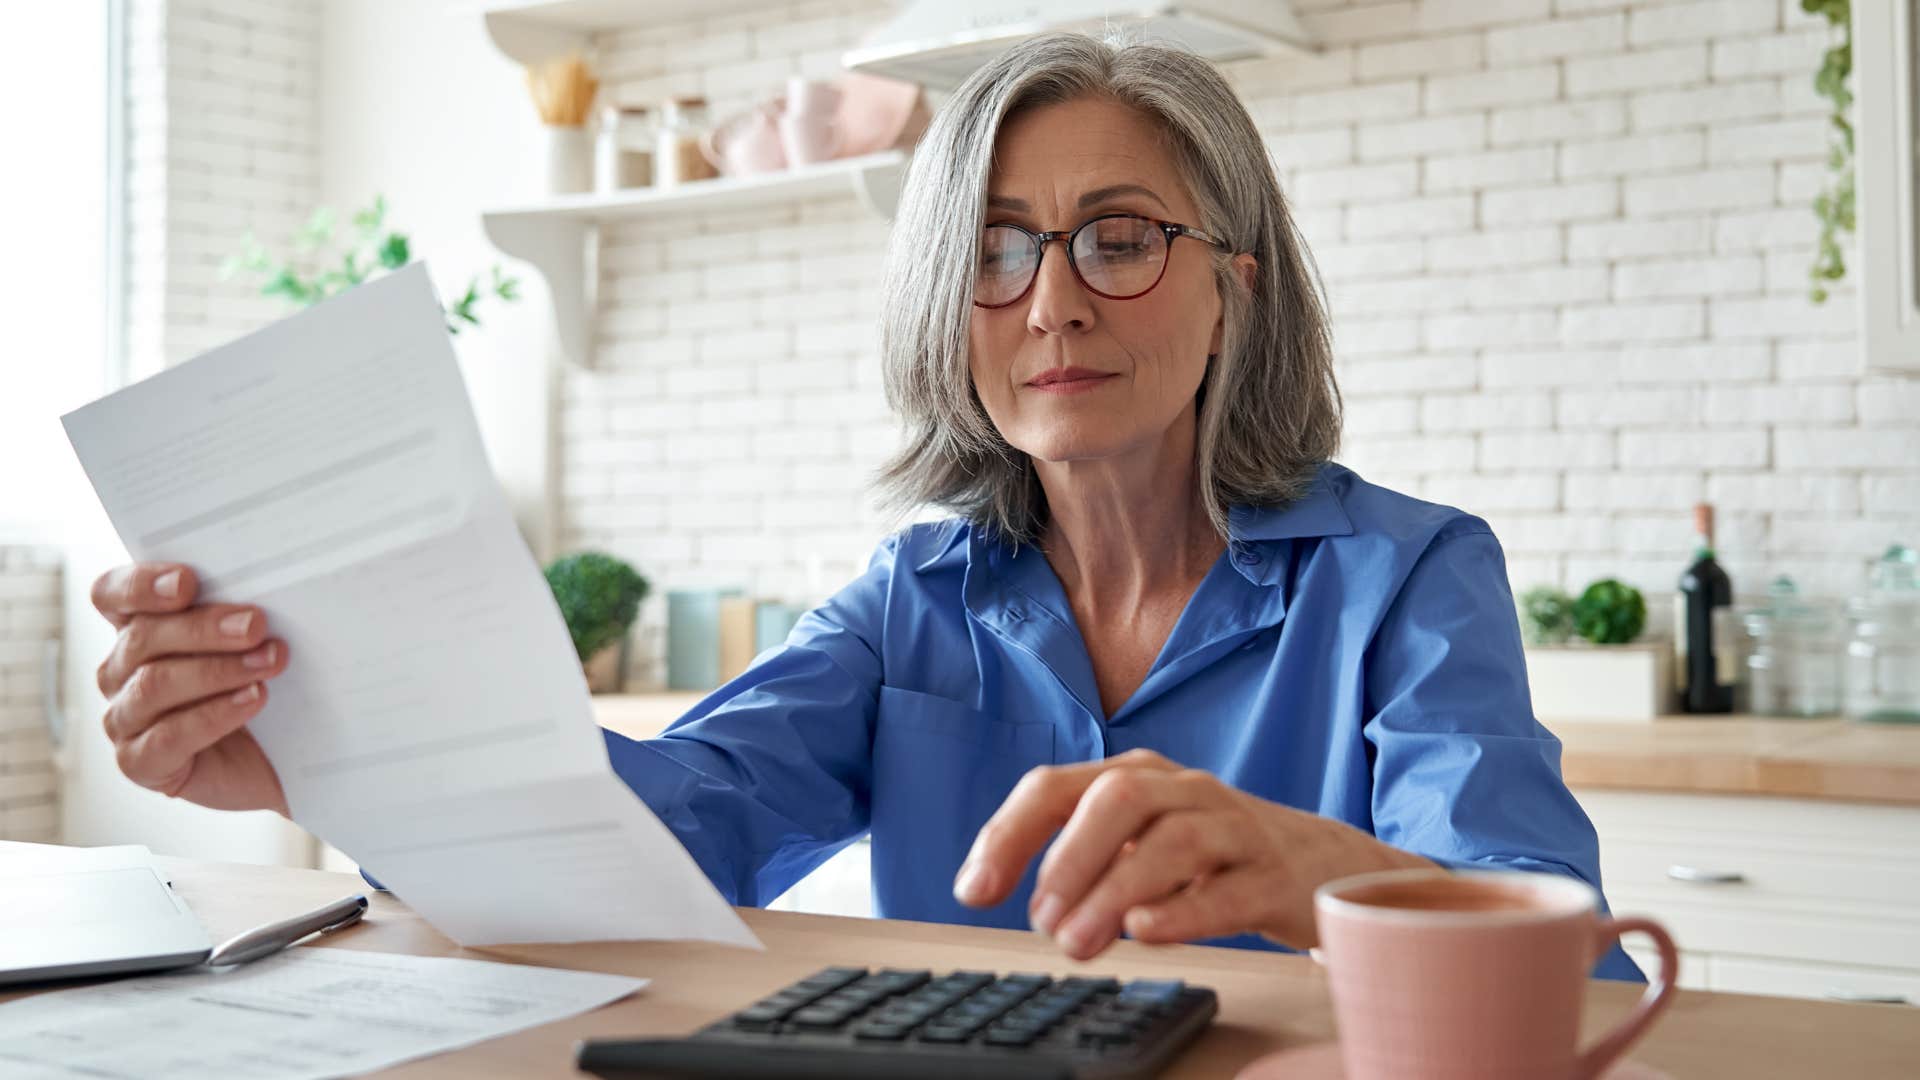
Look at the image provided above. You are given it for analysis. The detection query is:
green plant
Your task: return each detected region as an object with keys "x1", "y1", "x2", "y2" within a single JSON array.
[
  {"x1": 1804, "y1": 0, "x2": 1854, "y2": 303},
  {"x1": 544, "y1": 552, "x2": 650, "y2": 661},
  {"x1": 221, "y1": 195, "x2": 520, "y2": 334},
  {"x1": 1519, "y1": 585, "x2": 1575, "y2": 646},
  {"x1": 1572, "y1": 579, "x2": 1647, "y2": 646}
]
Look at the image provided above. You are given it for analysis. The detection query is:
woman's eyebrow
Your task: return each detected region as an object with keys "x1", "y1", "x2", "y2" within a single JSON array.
[{"x1": 985, "y1": 183, "x2": 1172, "y2": 213}]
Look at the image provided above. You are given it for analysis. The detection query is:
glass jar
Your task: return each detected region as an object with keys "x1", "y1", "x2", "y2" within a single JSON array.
[
  {"x1": 1739, "y1": 576, "x2": 1843, "y2": 718},
  {"x1": 655, "y1": 95, "x2": 717, "y2": 189},
  {"x1": 1844, "y1": 543, "x2": 1920, "y2": 724},
  {"x1": 595, "y1": 103, "x2": 654, "y2": 193}
]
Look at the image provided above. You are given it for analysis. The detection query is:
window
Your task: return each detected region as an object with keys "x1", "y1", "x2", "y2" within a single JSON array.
[{"x1": 0, "y1": 0, "x2": 121, "y2": 543}]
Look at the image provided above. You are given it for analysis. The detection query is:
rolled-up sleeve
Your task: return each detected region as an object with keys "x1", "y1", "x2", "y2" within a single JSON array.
[
  {"x1": 1362, "y1": 524, "x2": 1644, "y2": 982},
  {"x1": 604, "y1": 536, "x2": 896, "y2": 907}
]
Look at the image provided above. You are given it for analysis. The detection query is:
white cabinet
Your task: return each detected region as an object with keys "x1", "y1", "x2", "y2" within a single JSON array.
[
  {"x1": 1857, "y1": 0, "x2": 1920, "y2": 372},
  {"x1": 1578, "y1": 788, "x2": 1920, "y2": 1004}
]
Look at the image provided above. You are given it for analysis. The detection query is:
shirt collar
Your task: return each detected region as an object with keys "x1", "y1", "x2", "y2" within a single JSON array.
[
  {"x1": 956, "y1": 465, "x2": 1352, "y2": 721},
  {"x1": 1227, "y1": 464, "x2": 1356, "y2": 545}
]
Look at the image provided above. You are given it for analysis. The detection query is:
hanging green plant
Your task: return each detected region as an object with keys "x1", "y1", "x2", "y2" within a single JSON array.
[
  {"x1": 221, "y1": 195, "x2": 520, "y2": 335},
  {"x1": 1804, "y1": 0, "x2": 1853, "y2": 304}
]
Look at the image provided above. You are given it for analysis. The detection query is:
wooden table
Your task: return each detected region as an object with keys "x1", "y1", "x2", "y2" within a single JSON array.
[
  {"x1": 595, "y1": 695, "x2": 1920, "y2": 807},
  {"x1": 6, "y1": 854, "x2": 1913, "y2": 1077}
]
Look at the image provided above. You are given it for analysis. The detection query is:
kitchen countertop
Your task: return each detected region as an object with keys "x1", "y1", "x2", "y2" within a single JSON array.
[
  {"x1": 1550, "y1": 715, "x2": 1920, "y2": 806},
  {"x1": 592, "y1": 694, "x2": 1920, "y2": 808}
]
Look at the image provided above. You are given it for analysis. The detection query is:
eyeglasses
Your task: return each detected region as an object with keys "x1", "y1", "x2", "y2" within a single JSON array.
[{"x1": 973, "y1": 213, "x2": 1231, "y2": 308}]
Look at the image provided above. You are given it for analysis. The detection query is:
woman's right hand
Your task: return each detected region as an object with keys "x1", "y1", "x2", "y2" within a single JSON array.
[{"x1": 91, "y1": 563, "x2": 291, "y2": 816}]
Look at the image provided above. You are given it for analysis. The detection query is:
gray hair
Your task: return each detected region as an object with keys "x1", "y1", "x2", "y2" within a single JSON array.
[{"x1": 875, "y1": 31, "x2": 1342, "y2": 546}]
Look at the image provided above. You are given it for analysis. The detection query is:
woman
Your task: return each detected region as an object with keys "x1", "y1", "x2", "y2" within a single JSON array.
[{"x1": 88, "y1": 33, "x2": 1638, "y2": 979}]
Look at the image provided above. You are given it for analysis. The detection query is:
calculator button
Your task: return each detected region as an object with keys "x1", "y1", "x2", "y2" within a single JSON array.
[
  {"x1": 872, "y1": 969, "x2": 932, "y2": 993},
  {"x1": 796, "y1": 967, "x2": 867, "y2": 993},
  {"x1": 1118, "y1": 979, "x2": 1186, "y2": 1008},
  {"x1": 1077, "y1": 1019, "x2": 1137, "y2": 1046},
  {"x1": 788, "y1": 1005, "x2": 855, "y2": 1029},
  {"x1": 938, "y1": 1012, "x2": 993, "y2": 1034},
  {"x1": 984, "y1": 1025, "x2": 1041, "y2": 1047}
]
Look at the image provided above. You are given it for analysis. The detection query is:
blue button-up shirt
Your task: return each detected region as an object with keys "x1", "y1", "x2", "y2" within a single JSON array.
[{"x1": 605, "y1": 463, "x2": 1640, "y2": 980}]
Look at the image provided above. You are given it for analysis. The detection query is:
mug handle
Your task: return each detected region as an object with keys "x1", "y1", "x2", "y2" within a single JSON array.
[{"x1": 1573, "y1": 916, "x2": 1680, "y2": 1080}]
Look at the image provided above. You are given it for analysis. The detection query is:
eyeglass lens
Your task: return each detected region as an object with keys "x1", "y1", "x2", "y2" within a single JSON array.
[{"x1": 976, "y1": 215, "x2": 1170, "y2": 306}]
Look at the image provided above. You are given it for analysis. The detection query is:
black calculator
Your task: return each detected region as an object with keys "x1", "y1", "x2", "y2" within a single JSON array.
[{"x1": 575, "y1": 965, "x2": 1219, "y2": 1078}]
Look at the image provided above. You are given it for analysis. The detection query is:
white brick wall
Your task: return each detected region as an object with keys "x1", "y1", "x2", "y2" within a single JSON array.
[
  {"x1": 126, "y1": 0, "x2": 321, "y2": 378},
  {"x1": 0, "y1": 549, "x2": 61, "y2": 842},
  {"x1": 558, "y1": 0, "x2": 1920, "y2": 688}
]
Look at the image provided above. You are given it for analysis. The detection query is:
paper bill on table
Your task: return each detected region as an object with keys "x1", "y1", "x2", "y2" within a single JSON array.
[
  {"x1": 0, "y1": 946, "x2": 647, "y2": 1080},
  {"x1": 61, "y1": 263, "x2": 758, "y2": 949}
]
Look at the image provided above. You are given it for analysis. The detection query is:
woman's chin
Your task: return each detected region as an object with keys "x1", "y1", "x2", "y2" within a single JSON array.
[{"x1": 1015, "y1": 428, "x2": 1141, "y2": 466}]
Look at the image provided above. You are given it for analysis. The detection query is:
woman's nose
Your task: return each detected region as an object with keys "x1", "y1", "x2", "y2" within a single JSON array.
[{"x1": 1025, "y1": 242, "x2": 1097, "y2": 337}]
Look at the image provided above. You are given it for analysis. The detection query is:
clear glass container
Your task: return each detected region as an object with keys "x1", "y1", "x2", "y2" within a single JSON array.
[
  {"x1": 594, "y1": 103, "x2": 654, "y2": 193},
  {"x1": 1739, "y1": 576, "x2": 1842, "y2": 718},
  {"x1": 1844, "y1": 543, "x2": 1920, "y2": 724},
  {"x1": 655, "y1": 95, "x2": 716, "y2": 189}
]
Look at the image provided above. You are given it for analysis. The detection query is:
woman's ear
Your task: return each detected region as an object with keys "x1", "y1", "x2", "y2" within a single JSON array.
[
  {"x1": 1210, "y1": 254, "x2": 1259, "y2": 356},
  {"x1": 1232, "y1": 253, "x2": 1258, "y2": 293}
]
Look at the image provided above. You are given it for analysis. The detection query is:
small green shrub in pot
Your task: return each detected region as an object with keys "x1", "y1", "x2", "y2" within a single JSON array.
[
  {"x1": 1572, "y1": 579, "x2": 1647, "y2": 645},
  {"x1": 544, "y1": 553, "x2": 649, "y2": 690},
  {"x1": 1519, "y1": 585, "x2": 1575, "y2": 646}
]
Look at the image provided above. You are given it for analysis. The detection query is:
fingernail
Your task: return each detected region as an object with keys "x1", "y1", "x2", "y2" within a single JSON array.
[
  {"x1": 231, "y1": 684, "x2": 260, "y2": 705},
  {"x1": 1031, "y1": 893, "x2": 1064, "y2": 935},
  {"x1": 219, "y1": 610, "x2": 254, "y2": 637},
  {"x1": 1057, "y1": 911, "x2": 1094, "y2": 956},
  {"x1": 954, "y1": 860, "x2": 994, "y2": 905},
  {"x1": 154, "y1": 570, "x2": 181, "y2": 599},
  {"x1": 242, "y1": 642, "x2": 276, "y2": 670}
]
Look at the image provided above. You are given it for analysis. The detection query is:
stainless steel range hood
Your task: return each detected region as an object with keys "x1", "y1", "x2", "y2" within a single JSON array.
[{"x1": 842, "y1": 1, "x2": 1319, "y2": 90}]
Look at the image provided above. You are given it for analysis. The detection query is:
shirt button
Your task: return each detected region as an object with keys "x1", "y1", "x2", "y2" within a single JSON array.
[
  {"x1": 1006, "y1": 607, "x2": 1024, "y2": 622},
  {"x1": 1234, "y1": 550, "x2": 1262, "y2": 567}
]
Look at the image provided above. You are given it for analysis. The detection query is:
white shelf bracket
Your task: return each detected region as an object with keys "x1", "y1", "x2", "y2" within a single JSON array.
[
  {"x1": 483, "y1": 211, "x2": 597, "y2": 368},
  {"x1": 850, "y1": 160, "x2": 903, "y2": 220}
]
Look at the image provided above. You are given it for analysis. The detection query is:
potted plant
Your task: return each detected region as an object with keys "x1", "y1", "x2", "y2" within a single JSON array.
[
  {"x1": 1519, "y1": 585, "x2": 1576, "y2": 646},
  {"x1": 1521, "y1": 579, "x2": 1672, "y2": 721},
  {"x1": 544, "y1": 552, "x2": 649, "y2": 693}
]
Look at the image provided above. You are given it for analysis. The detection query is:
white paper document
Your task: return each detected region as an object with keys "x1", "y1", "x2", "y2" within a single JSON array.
[
  {"x1": 0, "y1": 841, "x2": 155, "y2": 876},
  {"x1": 0, "y1": 946, "x2": 646, "y2": 1080},
  {"x1": 62, "y1": 263, "x2": 758, "y2": 948}
]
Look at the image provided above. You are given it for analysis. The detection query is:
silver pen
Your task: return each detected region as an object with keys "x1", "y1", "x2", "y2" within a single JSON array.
[{"x1": 205, "y1": 894, "x2": 369, "y2": 967}]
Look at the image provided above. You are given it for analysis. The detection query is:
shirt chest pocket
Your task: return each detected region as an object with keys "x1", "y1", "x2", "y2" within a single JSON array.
[{"x1": 870, "y1": 686, "x2": 1056, "y2": 835}]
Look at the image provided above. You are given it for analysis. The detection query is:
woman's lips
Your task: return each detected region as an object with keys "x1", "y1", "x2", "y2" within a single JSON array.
[{"x1": 1025, "y1": 367, "x2": 1117, "y2": 395}]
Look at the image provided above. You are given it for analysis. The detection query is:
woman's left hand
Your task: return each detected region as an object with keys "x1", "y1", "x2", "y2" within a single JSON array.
[{"x1": 952, "y1": 749, "x2": 1434, "y2": 960}]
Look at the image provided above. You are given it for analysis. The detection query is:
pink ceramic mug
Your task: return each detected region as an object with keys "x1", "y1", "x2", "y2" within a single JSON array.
[{"x1": 1314, "y1": 868, "x2": 1678, "y2": 1080}]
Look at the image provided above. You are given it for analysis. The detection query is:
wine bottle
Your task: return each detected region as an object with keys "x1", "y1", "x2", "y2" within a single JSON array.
[{"x1": 1676, "y1": 502, "x2": 1736, "y2": 713}]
